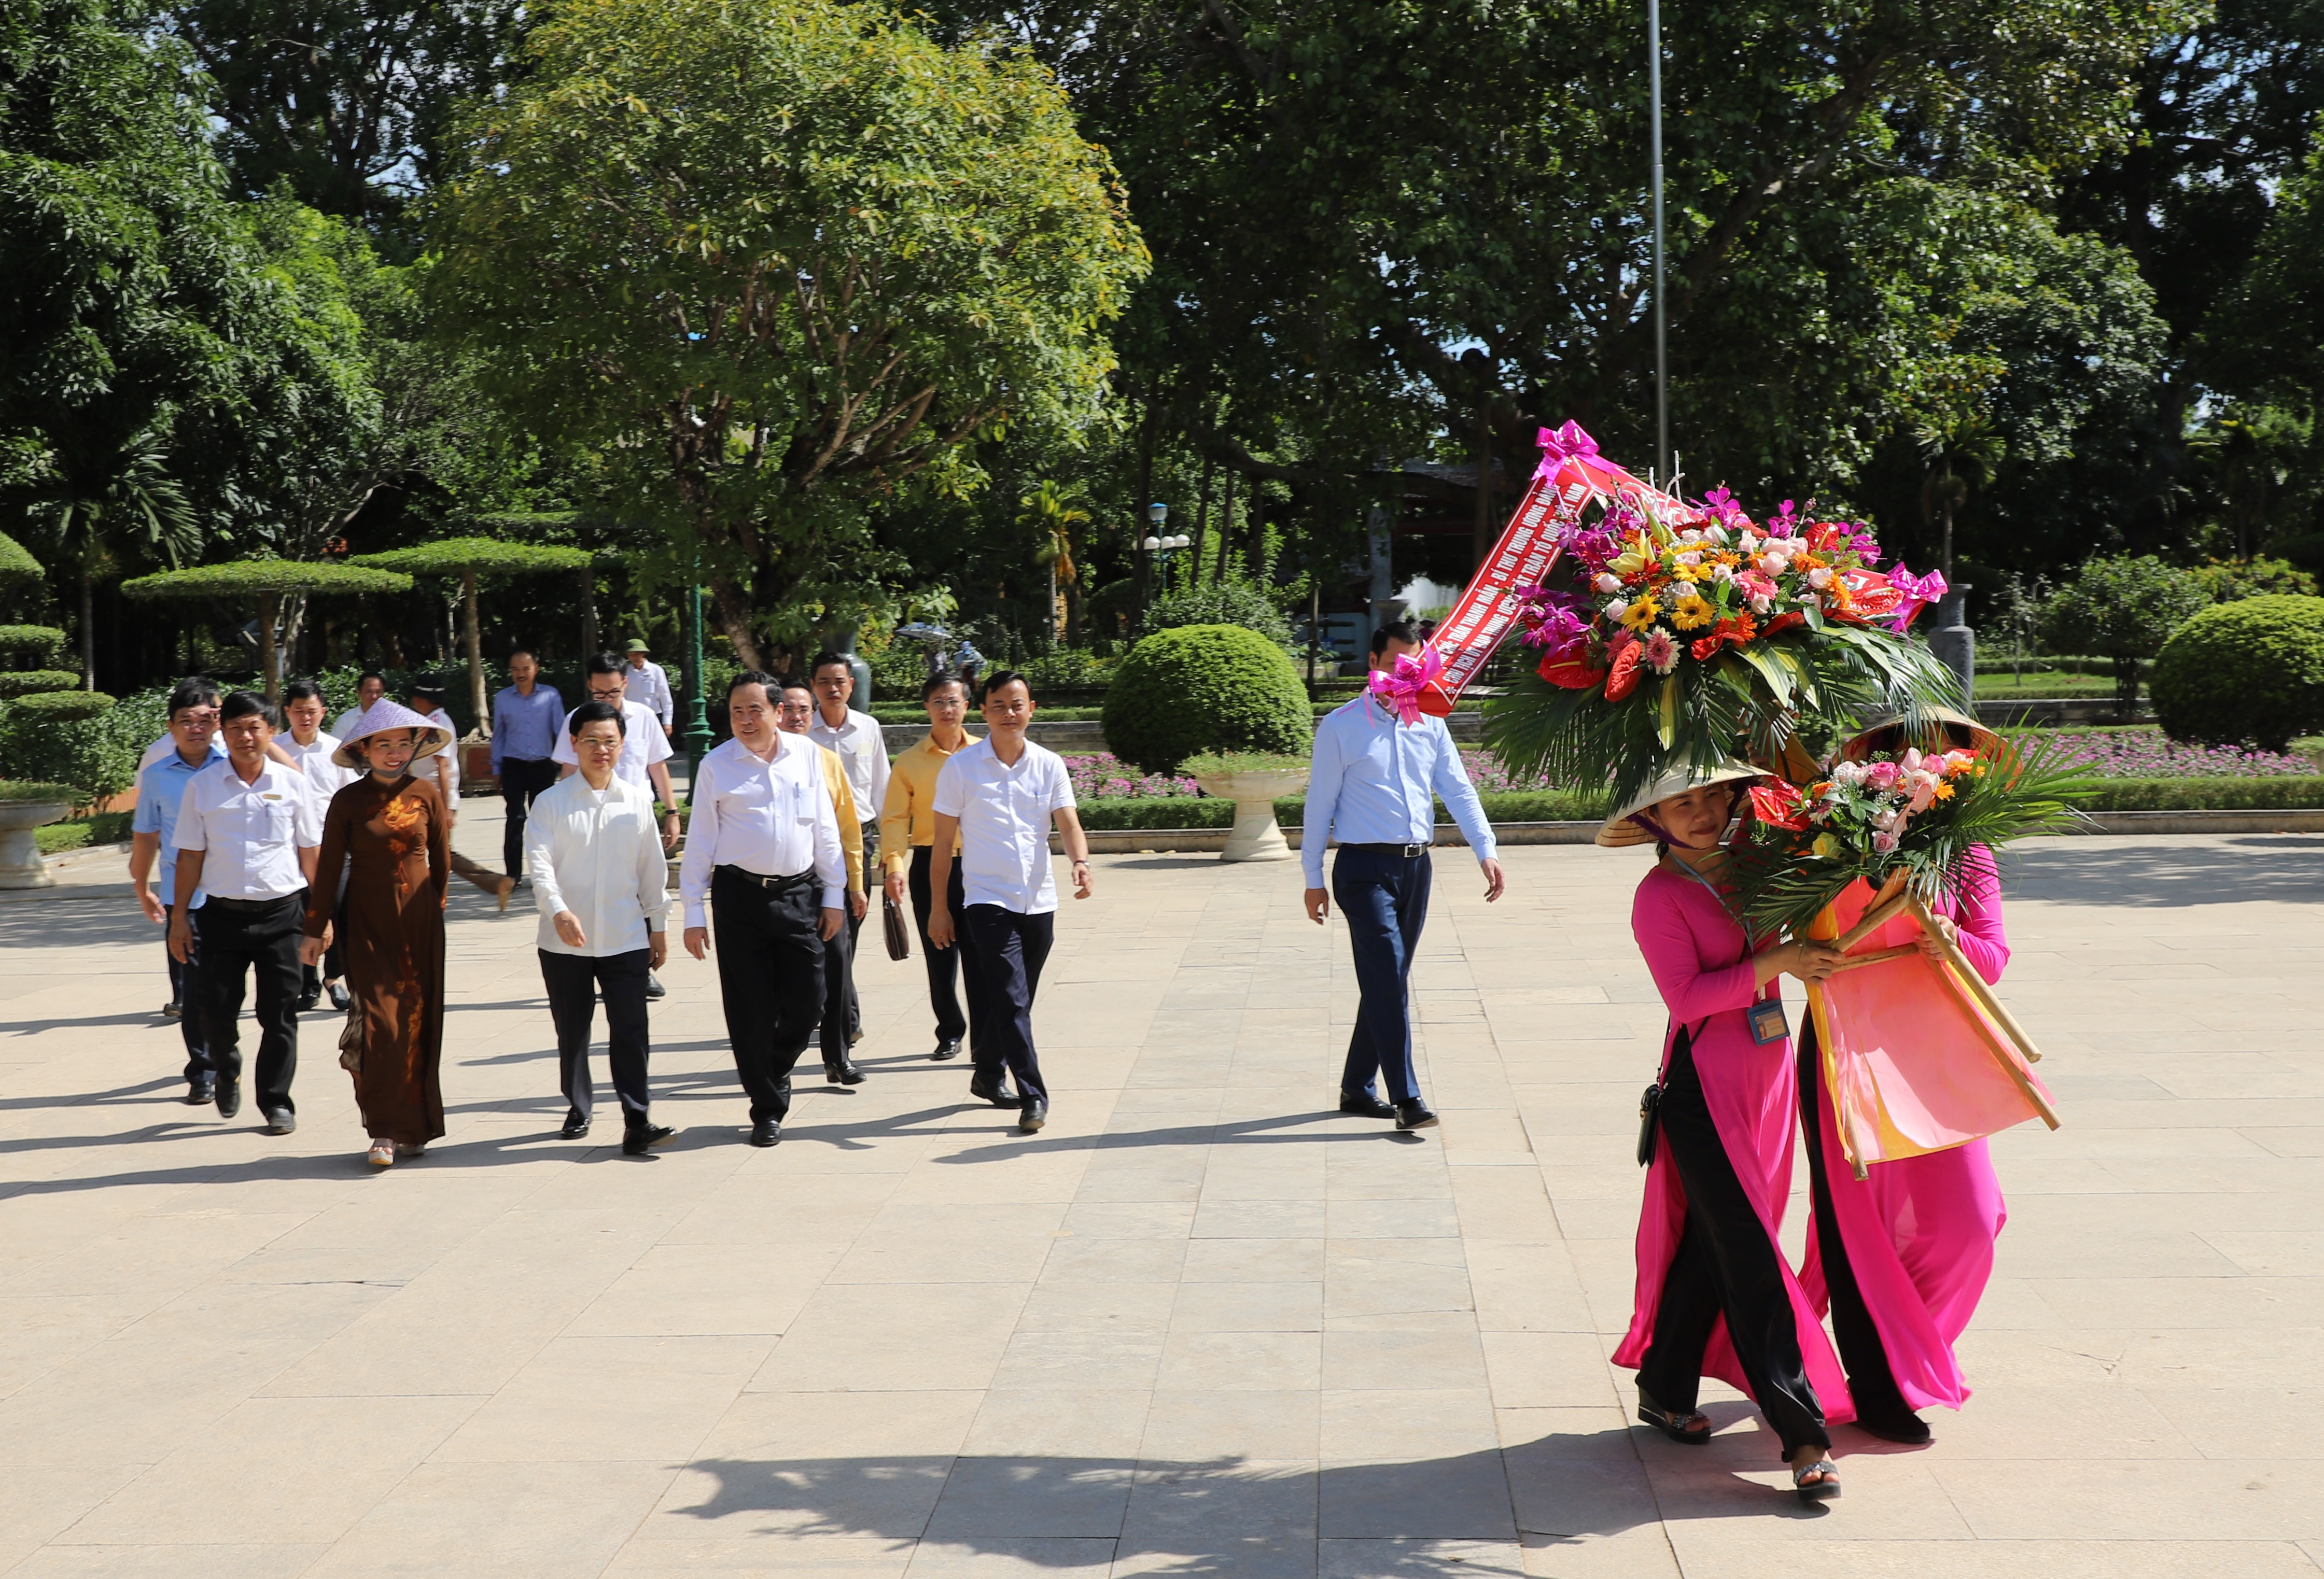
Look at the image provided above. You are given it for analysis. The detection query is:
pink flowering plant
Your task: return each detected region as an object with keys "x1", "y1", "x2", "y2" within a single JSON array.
[{"x1": 1063, "y1": 753, "x2": 1200, "y2": 800}]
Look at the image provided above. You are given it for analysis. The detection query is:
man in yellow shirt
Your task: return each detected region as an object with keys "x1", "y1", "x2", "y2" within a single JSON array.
[
  {"x1": 778, "y1": 681, "x2": 867, "y2": 1085},
  {"x1": 879, "y1": 672, "x2": 988, "y2": 1071}
]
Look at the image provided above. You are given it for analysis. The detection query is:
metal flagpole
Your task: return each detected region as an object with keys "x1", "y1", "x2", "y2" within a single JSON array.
[{"x1": 1648, "y1": 0, "x2": 1669, "y2": 478}]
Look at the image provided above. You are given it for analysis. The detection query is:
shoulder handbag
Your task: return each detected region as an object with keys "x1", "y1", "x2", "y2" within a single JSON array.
[
  {"x1": 1637, "y1": 1020, "x2": 1706, "y2": 1167},
  {"x1": 337, "y1": 1002, "x2": 364, "y2": 1075},
  {"x1": 883, "y1": 895, "x2": 912, "y2": 962}
]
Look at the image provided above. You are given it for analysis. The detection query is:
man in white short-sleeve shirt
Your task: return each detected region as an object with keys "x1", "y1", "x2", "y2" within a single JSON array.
[
  {"x1": 169, "y1": 690, "x2": 324, "y2": 1134},
  {"x1": 927, "y1": 669, "x2": 1093, "y2": 1133}
]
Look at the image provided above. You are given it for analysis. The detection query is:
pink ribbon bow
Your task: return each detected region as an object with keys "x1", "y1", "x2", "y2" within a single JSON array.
[
  {"x1": 1535, "y1": 420, "x2": 1599, "y2": 467},
  {"x1": 1888, "y1": 566, "x2": 1948, "y2": 632},
  {"x1": 1368, "y1": 646, "x2": 1446, "y2": 726}
]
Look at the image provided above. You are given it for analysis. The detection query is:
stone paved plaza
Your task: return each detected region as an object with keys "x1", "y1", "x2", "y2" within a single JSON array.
[{"x1": 3, "y1": 819, "x2": 2322, "y2": 1577}]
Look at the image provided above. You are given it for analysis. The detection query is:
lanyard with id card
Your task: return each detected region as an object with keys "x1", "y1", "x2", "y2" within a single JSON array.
[{"x1": 1667, "y1": 856, "x2": 1791, "y2": 1048}]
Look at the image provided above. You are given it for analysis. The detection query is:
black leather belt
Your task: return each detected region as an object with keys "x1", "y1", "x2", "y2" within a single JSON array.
[
  {"x1": 203, "y1": 893, "x2": 303, "y2": 913},
  {"x1": 715, "y1": 864, "x2": 814, "y2": 891},
  {"x1": 1342, "y1": 842, "x2": 1432, "y2": 858}
]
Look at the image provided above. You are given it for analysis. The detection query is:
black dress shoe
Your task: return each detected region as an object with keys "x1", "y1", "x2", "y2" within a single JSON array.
[
  {"x1": 185, "y1": 1079, "x2": 214, "y2": 1106},
  {"x1": 326, "y1": 980, "x2": 351, "y2": 1011},
  {"x1": 967, "y1": 1074, "x2": 1016, "y2": 1107},
  {"x1": 1393, "y1": 1099, "x2": 1438, "y2": 1131},
  {"x1": 215, "y1": 1080, "x2": 241, "y2": 1120},
  {"x1": 825, "y1": 1059, "x2": 866, "y2": 1086},
  {"x1": 1338, "y1": 1091, "x2": 1397, "y2": 1120},
  {"x1": 262, "y1": 1107, "x2": 297, "y2": 1135},
  {"x1": 645, "y1": 971, "x2": 667, "y2": 1001},
  {"x1": 623, "y1": 1123, "x2": 675, "y2": 1156},
  {"x1": 747, "y1": 1118, "x2": 782, "y2": 1147},
  {"x1": 162, "y1": 1000, "x2": 181, "y2": 1021},
  {"x1": 294, "y1": 990, "x2": 321, "y2": 1014},
  {"x1": 1018, "y1": 1098, "x2": 1047, "y2": 1134},
  {"x1": 559, "y1": 1110, "x2": 591, "y2": 1139},
  {"x1": 931, "y1": 1038, "x2": 961, "y2": 1061}
]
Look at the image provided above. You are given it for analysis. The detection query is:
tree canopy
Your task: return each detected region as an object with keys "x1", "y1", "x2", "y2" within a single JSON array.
[
  {"x1": 424, "y1": 0, "x2": 1148, "y2": 670},
  {"x1": 351, "y1": 538, "x2": 591, "y2": 579}
]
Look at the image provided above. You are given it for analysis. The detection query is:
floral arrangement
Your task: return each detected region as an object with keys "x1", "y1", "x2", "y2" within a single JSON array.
[
  {"x1": 1725, "y1": 735, "x2": 2093, "y2": 940},
  {"x1": 1486, "y1": 480, "x2": 1964, "y2": 808}
]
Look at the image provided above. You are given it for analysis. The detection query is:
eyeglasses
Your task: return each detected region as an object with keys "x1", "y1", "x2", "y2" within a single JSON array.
[{"x1": 587, "y1": 687, "x2": 624, "y2": 701}]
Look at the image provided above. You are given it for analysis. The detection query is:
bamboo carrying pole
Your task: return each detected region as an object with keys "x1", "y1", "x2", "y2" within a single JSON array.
[
  {"x1": 1903, "y1": 895, "x2": 2061, "y2": 1130},
  {"x1": 1829, "y1": 868, "x2": 1911, "y2": 953},
  {"x1": 1825, "y1": 943, "x2": 1919, "y2": 975}
]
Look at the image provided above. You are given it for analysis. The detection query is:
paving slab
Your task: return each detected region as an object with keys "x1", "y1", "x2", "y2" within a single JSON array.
[{"x1": 2, "y1": 815, "x2": 2320, "y2": 1575}]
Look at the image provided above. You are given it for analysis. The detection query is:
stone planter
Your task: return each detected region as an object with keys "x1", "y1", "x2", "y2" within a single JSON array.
[
  {"x1": 0, "y1": 800, "x2": 72, "y2": 889},
  {"x1": 1191, "y1": 768, "x2": 1309, "y2": 863}
]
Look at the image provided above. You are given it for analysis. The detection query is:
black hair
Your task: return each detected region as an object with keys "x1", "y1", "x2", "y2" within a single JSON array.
[
  {"x1": 585, "y1": 652, "x2": 624, "y2": 677},
  {"x1": 166, "y1": 680, "x2": 220, "y2": 718},
  {"x1": 1369, "y1": 619, "x2": 1420, "y2": 657},
  {"x1": 357, "y1": 670, "x2": 386, "y2": 688},
  {"x1": 778, "y1": 679, "x2": 815, "y2": 699},
  {"x1": 978, "y1": 669, "x2": 1031, "y2": 704},
  {"x1": 727, "y1": 669, "x2": 779, "y2": 701},
  {"x1": 509, "y1": 648, "x2": 536, "y2": 664},
  {"x1": 218, "y1": 690, "x2": 271, "y2": 726},
  {"x1": 921, "y1": 670, "x2": 969, "y2": 702},
  {"x1": 281, "y1": 680, "x2": 322, "y2": 704},
  {"x1": 568, "y1": 699, "x2": 626, "y2": 738},
  {"x1": 810, "y1": 651, "x2": 852, "y2": 679}
]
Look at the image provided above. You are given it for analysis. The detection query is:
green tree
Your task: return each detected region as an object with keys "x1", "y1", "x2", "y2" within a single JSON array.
[
  {"x1": 1018, "y1": 482, "x2": 1089, "y2": 644},
  {"x1": 425, "y1": 0, "x2": 1147, "y2": 673},
  {"x1": 2039, "y1": 554, "x2": 2212, "y2": 713}
]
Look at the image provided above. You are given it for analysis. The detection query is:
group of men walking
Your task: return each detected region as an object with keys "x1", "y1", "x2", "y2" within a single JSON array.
[{"x1": 125, "y1": 644, "x2": 1098, "y2": 1155}]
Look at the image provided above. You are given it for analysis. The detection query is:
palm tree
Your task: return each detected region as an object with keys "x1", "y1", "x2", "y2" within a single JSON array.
[
  {"x1": 1020, "y1": 481, "x2": 1091, "y2": 644},
  {"x1": 17, "y1": 429, "x2": 199, "y2": 689},
  {"x1": 1915, "y1": 415, "x2": 2005, "y2": 582}
]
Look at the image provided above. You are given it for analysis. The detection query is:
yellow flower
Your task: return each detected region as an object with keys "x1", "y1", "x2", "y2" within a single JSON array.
[
  {"x1": 1669, "y1": 594, "x2": 1715, "y2": 631},
  {"x1": 1811, "y1": 832, "x2": 1843, "y2": 860},
  {"x1": 1931, "y1": 780, "x2": 1955, "y2": 800},
  {"x1": 1619, "y1": 597, "x2": 1661, "y2": 631}
]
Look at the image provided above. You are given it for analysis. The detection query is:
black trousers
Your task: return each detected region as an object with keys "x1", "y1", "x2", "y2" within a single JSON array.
[
  {"x1": 540, "y1": 947, "x2": 653, "y2": 1127},
  {"x1": 164, "y1": 902, "x2": 211, "y2": 1082},
  {"x1": 819, "y1": 887, "x2": 859, "y2": 1069},
  {"x1": 710, "y1": 866, "x2": 825, "y2": 1123},
  {"x1": 1798, "y1": 1021, "x2": 1912, "y2": 1422},
  {"x1": 908, "y1": 846, "x2": 975, "y2": 1046},
  {"x1": 962, "y1": 904, "x2": 1051, "y2": 1107},
  {"x1": 1637, "y1": 1031, "x2": 1830, "y2": 1458},
  {"x1": 300, "y1": 891, "x2": 347, "y2": 998},
  {"x1": 192, "y1": 892, "x2": 306, "y2": 1115},
  {"x1": 500, "y1": 757, "x2": 561, "y2": 877},
  {"x1": 1332, "y1": 847, "x2": 1432, "y2": 1104},
  {"x1": 845, "y1": 823, "x2": 876, "y2": 1037}
]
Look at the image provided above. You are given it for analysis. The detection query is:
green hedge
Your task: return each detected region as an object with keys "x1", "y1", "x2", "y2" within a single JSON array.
[
  {"x1": 2150, "y1": 595, "x2": 2324, "y2": 750},
  {"x1": 5, "y1": 690, "x2": 115, "y2": 721},
  {"x1": 2077, "y1": 777, "x2": 2324, "y2": 811},
  {"x1": 1103, "y1": 624, "x2": 1311, "y2": 772},
  {"x1": 1075, "y1": 788, "x2": 1614, "y2": 831},
  {"x1": 0, "y1": 685, "x2": 166, "y2": 802},
  {"x1": 0, "y1": 625, "x2": 67, "y2": 660},
  {"x1": 0, "y1": 779, "x2": 87, "y2": 802},
  {"x1": 34, "y1": 809, "x2": 134, "y2": 853},
  {"x1": 0, "y1": 671, "x2": 83, "y2": 699}
]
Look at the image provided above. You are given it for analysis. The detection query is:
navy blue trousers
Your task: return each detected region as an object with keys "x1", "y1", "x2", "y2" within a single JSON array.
[
  {"x1": 1333, "y1": 847, "x2": 1433, "y2": 1104},
  {"x1": 962, "y1": 904, "x2": 1052, "y2": 1107}
]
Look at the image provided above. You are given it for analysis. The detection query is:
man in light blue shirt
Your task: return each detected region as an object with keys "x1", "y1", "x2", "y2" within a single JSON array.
[
  {"x1": 491, "y1": 649, "x2": 565, "y2": 880},
  {"x1": 129, "y1": 679, "x2": 227, "y2": 1101},
  {"x1": 1302, "y1": 619, "x2": 1506, "y2": 1131}
]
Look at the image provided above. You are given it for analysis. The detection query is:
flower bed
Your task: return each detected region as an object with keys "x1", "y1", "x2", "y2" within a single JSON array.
[
  {"x1": 1061, "y1": 753, "x2": 1200, "y2": 799},
  {"x1": 2046, "y1": 727, "x2": 2312, "y2": 779}
]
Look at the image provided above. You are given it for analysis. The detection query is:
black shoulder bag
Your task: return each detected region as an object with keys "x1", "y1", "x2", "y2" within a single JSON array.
[{"x1": 1637, "y1": 1019, "x2": 1706, "y2": 1168}]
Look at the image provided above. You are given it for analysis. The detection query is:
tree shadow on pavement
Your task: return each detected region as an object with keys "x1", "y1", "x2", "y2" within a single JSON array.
[{"x1": 2004, "y1": 836, "x2": 2324, "y2": 908}]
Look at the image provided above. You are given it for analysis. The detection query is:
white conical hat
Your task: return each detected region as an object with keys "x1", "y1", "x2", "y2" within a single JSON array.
[
  {"x1": 331, "y1": 700, "x2": 453, "y2": 768},
  {"x1": 1596, "y1": 760, "x2": 1765, "y2": 849}
]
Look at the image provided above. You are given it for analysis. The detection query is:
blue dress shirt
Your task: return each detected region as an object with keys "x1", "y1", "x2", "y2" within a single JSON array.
[
  {"x1": 1300, "y1": 694, "x2": 1498, "y2": 887},
  {"x1": 132, "y1": 742, "x2": 227, "y2": 907},
  {"x1": 491, "y1": 682, "x2": 566, "y2": 772}
]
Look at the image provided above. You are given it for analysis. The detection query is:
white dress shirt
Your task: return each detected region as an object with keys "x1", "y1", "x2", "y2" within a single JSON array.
[
  {"x1": 552, "y1": 697, "x2": 673, "y2": 795},
  {"x1": 625, "y1": 658, "x2": 675, "y2": 727},
  {"x1": 525, "y1": 772, "x2": 670, "y2": 957},
  {"x1": 330, "y1": 707, "x2": 367, "y2": 742},
  {"x1": 807, "y1": 706, "x2": 890, "y2": 828},
  {"x1": 419, "y1": 707, "x2": 461, "y2": 812},
  {"x1": 931, "y1": 737, "x2": 1076, "y2": 913},
  {"x1": 171, "y1": 757, "x2": 323, "y2": 902},
  {"x1": 679, "y1": 735, "x2": 848, "y2": 926},
  {"x1": 280, "y1": 730, "x2": 359, "y2": 815}
]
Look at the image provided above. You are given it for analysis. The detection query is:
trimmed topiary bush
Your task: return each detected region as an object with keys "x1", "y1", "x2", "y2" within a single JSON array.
[
  {"x1": 1140, "y1": 582, "x2": 1297, "y2": 649},
  {"x1": 1102, "y1": 624, "x2": 1311, "y2": 773},
  {"x1": 5, "y1": 691, "x2": 117, "y2": 722},
  {"x1": 2150, "y1": 595, "x2": 2324, "y2": 751},
  {"x1": 0, "y1": 671, "x2": 83, "y2": 699},
  {"x1": 0, "y1": 626, "x2": 67, "y2": 661}
]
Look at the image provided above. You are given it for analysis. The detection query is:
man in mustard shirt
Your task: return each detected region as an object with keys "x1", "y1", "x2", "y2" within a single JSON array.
[
  {"x1": 880, "y1": 671, "x2": 986, "y2": 1068},
  {"x1": 778, "y1": 680, "x2": 868, "y2": 1085}
]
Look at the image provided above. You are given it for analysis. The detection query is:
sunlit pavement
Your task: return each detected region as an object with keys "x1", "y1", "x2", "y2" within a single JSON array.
[{"x1": 3, "y1": 803, "x2": 2321, "y2": 1577}]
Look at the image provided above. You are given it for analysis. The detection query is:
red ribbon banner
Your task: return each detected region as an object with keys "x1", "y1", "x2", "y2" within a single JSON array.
[{"x1": 1418, "y1": 422, "x2": 1696, "y2": 714}]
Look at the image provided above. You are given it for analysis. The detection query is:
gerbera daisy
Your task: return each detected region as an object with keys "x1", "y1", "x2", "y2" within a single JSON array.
[
  {"x1": 1619, "y1": 597, "x2": 1661, "y2": 631},
  {"x1": 1642, "y1": 630, "x2": 1679, "y2": 673},
  {"x1": 1669, "y1": 594, "x2": 1714, "y2": 630}
]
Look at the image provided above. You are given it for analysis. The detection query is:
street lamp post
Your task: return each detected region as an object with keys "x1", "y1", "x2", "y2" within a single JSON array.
[
  {"x1": 1142, "y1": 519, "x2": 1193, "y2": 592},
  {"x1": 679, "y1": 553, "x2": 716, "y2": 799}
]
